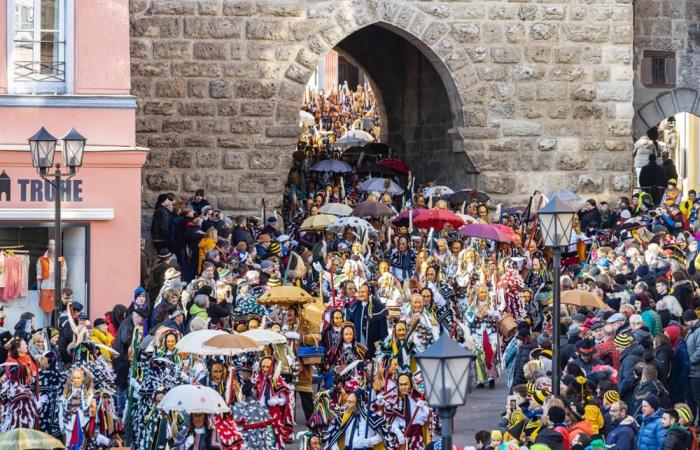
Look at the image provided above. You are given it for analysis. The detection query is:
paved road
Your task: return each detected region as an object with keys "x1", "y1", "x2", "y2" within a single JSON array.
[{"x1": 287, "y1": 379, "x2": 507, "y2": 448}]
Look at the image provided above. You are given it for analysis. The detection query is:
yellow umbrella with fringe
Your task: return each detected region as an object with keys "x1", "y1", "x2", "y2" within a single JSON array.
[
  {"x1": 0, "y1": 429, "x2": 64, "y2": 450},
  {"x1": 257, "y1": 285, "x2": 315, "y2": 306}
]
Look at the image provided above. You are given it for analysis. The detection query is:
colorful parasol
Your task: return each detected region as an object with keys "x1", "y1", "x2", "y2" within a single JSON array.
[
  {"x1": 449, "y1": 189, "x2": 490, "y2": 206},
  {"x1": 257, "y1": 285, "x2": 316, "y2": 306},
  {"x1": 200, "y1": 333, "x2": 262, "y2": 356},
  {"x1": 560, "y1": 290, "x2": 607, "y2": 309},
  {"x1": 392, "y1": 208, "x2": 427, "y2": 227},
  {"x1": 299, "y1": 213, "x2": 338, "y2": 231},
  {"x1": 351, "y1": 201, "x2": 395, "y2": 218},
  {"x1": 158, "y1": 385, "x2": 229, "y2": 414},
  {"x1": 458, "y1": 223, "x2": 516, "y2": 243},
  {"x1": 240, "y1": 329, "x2": 287, "y2": 346},
  {"x1": 413, "y1": 209, "x2": 464, "y2": 230},
  {"x1": 357, "y1": 178, "x2": 404, "y2": 196},
  {"x1": 0, "y1": 429, "x2": 64, "y2": 450},
  {"x1": 319, "y1": 203, "x2": 354, "y2": 217},
  {"x1": 175, "y1": 329, "x2": 227, "y2": 354},
  {"x1": 310, "y1": 159, "x2": 352, "y2": 173},
  {"x1": 423, "y1": 185, "x2": 455, "y2": 198},
  {"x1": 377, "y1": 158, "x2": 410, "y2": 175}
]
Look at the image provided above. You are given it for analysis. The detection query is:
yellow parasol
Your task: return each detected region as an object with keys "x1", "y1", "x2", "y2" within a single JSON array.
[
  {"x1": 301, "y1": 294, "x2": 323, "y2": 333},
  {"x1": 299, "y1": 213, "x2": 338, "y2": 232},
  {"x1": 257, "y1": 285, "x2": 316, "y2": 306},
  {"x1": 560, "y1": 289, "x2": 606, "y2": 309},
  {"x1": 0, "y1": 429, "x2": 64, "y2": 450}
]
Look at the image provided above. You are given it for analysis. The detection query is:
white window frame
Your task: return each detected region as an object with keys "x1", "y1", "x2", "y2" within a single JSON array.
[{"x1": 6, "y1": 0, "x2": 74, "y2": 94}]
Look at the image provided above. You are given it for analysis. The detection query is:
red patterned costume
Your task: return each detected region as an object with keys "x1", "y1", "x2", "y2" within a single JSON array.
[{"x1": 254, "y1": 357, "x2": 293, "y2": 449}]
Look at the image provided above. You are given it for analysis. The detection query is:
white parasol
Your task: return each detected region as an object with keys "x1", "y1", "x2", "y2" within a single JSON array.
[
  {"x1": 299, "y1": 110, "x2": 315, "y2": 126},
  {"x1": 241, "y1": 329, "x2": 287, "y2": 345},
  {"x1": 326, "y1": 216, "x2": 377, "y2": 235},
  {"x1": 175, "y1": 329, "x2": 226, "y2": 354},
  {"x1": 158, "y1": 384, "x2": 229, "y2": 414},
  {"x1": 357, "y1": 178, "x2": 404, "y2": 196},
  {"x1": 423, "y1": 185, "x2": 455, "y2": 198},
  {"x1": 344, "y1": 129, "x2": 374, "y2": 142},
  {"x1": 319, "y1": 203, "x2": 354, "y2": 217}
]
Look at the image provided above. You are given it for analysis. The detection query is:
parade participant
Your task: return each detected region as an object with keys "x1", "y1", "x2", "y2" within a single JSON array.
[
  {"x1": 346, "y1": 283, "x2": 388, "y2": 356},
  {"x1": 323, "y1": 308, "x2": 345, "y2": 351},
  {"x1": 402, "y1": 293, "x2": 439, "y2": 352},
  {"x1": 379, "y1": 320, "x2": 416, "y2": 370},
  {"x1": 254, "y1": 355, "x2": 293, "y2": 449},
  {"x1": 384, "y1": 372, "x2": 431, "y2": 450},
  {"x1": 422, "y1": 265, "x2": 457, "y2": 335},
  {"x1": 376, "y1": 260, "x2": 405, "y2": 321},
  {"x1": 233, "y1": 381, "x2": 274, "y2": 450},
  {"x1": 58, "y1": 366, "x2": 96, "y2": 445},
  {"x1": 464, "y1": 283, "x2": 499, "y2": 388},
  {"x1": 389, "y1": 236, "x2": 416, "y2": 282},
  {"x1": 326, "y1": 391, "x2": 394, "y2": 450},
  {"x1": 0, "y1": 363, "x2": 39, "y2": 432},
  {"x1": 327, "y1": 322, "x2": 368, "y2": 374}
]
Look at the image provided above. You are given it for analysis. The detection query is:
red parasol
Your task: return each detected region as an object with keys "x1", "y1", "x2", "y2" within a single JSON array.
[
  {"x1": 491, "y1": 224, "x2": 520, "y2": 243},
  {"x1": 378, "y1": 158, "x2": 410, "y2": 175},
  {"x1": 413, "y1": 209, "x2": 464, "y2": 230},
  {"x1": 458, "y1": 223, "x2": 516, "y2": 243}
]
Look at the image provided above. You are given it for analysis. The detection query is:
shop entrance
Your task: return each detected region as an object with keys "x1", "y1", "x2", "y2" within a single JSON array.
[{"x1": 283, "y1": 24, "x2": 476, "y2": 223}]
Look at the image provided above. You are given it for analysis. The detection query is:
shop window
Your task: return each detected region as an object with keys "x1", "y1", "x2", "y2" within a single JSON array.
[
  {"x1": 641, "y1": 51, "x2": 676, "y2": 89},
  {"x1": 0, "y1": 224, "x2": 88, "y2": 327},
  {"x1": 6, "y1": 0, "x2": 73, "y2": 94}
]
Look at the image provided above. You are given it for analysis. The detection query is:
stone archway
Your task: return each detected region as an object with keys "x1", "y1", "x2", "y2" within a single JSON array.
[
  {"x1": 634, "y1": 87, "x2": 700, "y2": 139},
  {"x1": 267, "y1": 5, "x2": 476, "y2": 191}
]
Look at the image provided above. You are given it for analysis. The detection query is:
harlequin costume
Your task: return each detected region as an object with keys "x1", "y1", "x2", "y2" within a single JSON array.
[
  {"x1": 254, "y1": 356, "x2": 294, "y2": 449},
  {"x1": 383, "y1": 374, "x2": 431, "y2": 450}
]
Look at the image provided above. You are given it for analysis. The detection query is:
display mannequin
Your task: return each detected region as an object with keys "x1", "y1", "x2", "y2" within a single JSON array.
[{"x1": 37, "y1": 239, "x2": 67, "y2": 313}]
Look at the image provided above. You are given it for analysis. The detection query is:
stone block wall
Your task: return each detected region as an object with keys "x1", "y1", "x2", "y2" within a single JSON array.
[{"x1": 131, "y1": 0, "x2": 635, "y2": 215}]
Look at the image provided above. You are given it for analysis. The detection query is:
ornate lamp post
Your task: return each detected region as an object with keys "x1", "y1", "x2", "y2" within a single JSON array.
[
  {"x1": 29, "y1": 127, "x2": 86, "y2": 324},
  {"x1": 415, "y1": 331, "x2": 476, "y2": 450},
  {"x1": 537, "y1": 195, "x2": 575, "y2": 396}
]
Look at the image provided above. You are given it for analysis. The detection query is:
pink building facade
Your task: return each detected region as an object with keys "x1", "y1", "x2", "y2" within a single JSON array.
[{"x1": 0, "y1": 0, "x2": 146, "y2": 324}]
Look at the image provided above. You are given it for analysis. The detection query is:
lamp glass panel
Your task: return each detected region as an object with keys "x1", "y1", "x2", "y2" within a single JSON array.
[
  {"x1": 555, "y1": 212, "x2": 575, "y2": 247},
  {"x1": 445, "y1": 357, "x2": 471, "y2": 405},
  {"x1": 63, "y1": 139, "x2": 85, "y2": 168},
  {"x1": 418, "y1": 358, "x2": 444, "y2": 407},
  {"x1": 538, "y1": 212, "x2": 556, "y2": 247},
  {"x1": 31, "y1": 140, "x2": 56, "y2": 168}
]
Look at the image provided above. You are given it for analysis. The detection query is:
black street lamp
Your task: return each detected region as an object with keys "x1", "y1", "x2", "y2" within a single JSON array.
[
  {"x1": 415, "y1": 331, "x2": 476, "y2": 450},
  {"x1": 29, "y1": 127, "x2": 86, "y2": 325},
  {"x1": 537, "y1": 195, "x2": 575, "y2": 396}
]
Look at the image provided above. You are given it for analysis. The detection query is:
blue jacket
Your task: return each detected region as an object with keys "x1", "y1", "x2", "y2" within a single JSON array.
[
  {"x1": 606, "y1": 416, "x2": 638, "y2": 450},
  {"x1": 669, "y1": 341, "x2": 690, "y2": 403},
  {"x1": 618, "y1": 343, "x2": 645, "y2": 404},
  {"x1": 637, "y1": 409, "x2": 667, "y2": 450}
]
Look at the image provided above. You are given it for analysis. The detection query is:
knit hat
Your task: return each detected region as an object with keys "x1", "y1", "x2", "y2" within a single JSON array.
[
  {"x1": 93, "y1": 318, "x2": 106, "y2": 328},
  {"x1": 548, "y1": 405, "x2": 567, "y2": 424},
  {"x1": 532, "y1": 389, "x2": 549, "y2": 406},
  {"x1": 134, "y1": 286, "x2": 147, "y2": 299},
  {"x1": 603, "y1": 390, "x2": 620, "y2": 406},
  {"x1": 567, "y1": 324, "x2": 582, "y2": 337},
  {"x1": 576, "y1": 338, "x2": 596, "y2": 355},
  {"x1": 48, "y1": 328, "x2": 59, "y2": 339},
  {"x1": 644, "y1": 394, "x2": 659, "y2": 410},
  {"x1": 613, "y1": 274, "x2": 627, "y2": 286},
  {"x1": 267, "y1": 277, "x2": 281, "y2": 288},
  {"x1": 269, "y1": 242, "x2": 282, "y2": 255},
  {"x1": 490, "y1": 430, "x2": 502, "y2": 442},
  {"x1": 677, "y1": 405, "x2": 694, "y2": 424},
  {"x1": 614, "y1": 333, "x2": 633, "y2": 349},
  {"x1": 525, "y1": 382, "x2": 536, "y2": 396},
  {"x1": 682, "y1": 309, "x2": 698, "y2": 323},
  {"x1": 516, "y1": 328, "x2": 530, "y2": 340}
]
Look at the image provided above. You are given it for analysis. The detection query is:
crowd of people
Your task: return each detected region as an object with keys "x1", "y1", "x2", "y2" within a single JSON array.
[{"x1": 3, "y1": 118, "x2": 700, "y2": 450}]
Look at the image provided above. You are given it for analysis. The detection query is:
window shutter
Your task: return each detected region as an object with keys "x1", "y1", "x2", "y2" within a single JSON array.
[
  {"x1": 641, "y1": 58, "x2": 653, "y2": 85},
  {"x1": 665, "y1": 57, "x2": 676, "y2": 86}
]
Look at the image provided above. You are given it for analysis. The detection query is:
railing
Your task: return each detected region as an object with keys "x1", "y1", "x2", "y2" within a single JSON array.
[{"x1": 13, "y1": 60, "x2": 66, "y2": 82}]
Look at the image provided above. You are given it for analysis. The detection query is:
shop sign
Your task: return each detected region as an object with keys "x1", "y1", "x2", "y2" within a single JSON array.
[{"x1": 0, "y1": 170, "x2": 83, "y2": 203}]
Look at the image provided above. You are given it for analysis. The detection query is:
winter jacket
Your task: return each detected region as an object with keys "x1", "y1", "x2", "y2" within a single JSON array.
[
  {"x1": 512, "y1": 342, "x2": 534, "y2": 387},
  {"x1": 637, "y1": 409, "x2": 667, "y2": 450},
  {"x1": 90, "y1": 327, "x2": 114, "y2": 361},
  {"x1": 618, "y1": 343, "x2": 645, "y2": 405},
  {"x1": 606, "y1": 416, "x2": 638, "y2": 450},
  {"x1": 535, "y1": 427, "x2": 566, "y2": 450},
  {"x1": 150, "y1": 204, "x2": 172, "y2": 243},
  {"x1": 687, "y1": 321, "x2": 700, "y2": 378},
  {"x1": 663, "y1": 159, "x2": 679, "y2": 184},
  {"x1": 560, "y1": 335, "x2": 581, "y2": 368},
  {"x1": 631, "y1": 380, "x2": 669, "y2": 417},
  {"x1": 639, "y1": 161, "x2": 667, "y2": 206},
  {"x1": 663, "y1": 424, "x2": 692, "y2": 450},
  {"x1": 670, "y1": 280, "x2": 695, "y2": 311},
  {"x1": 654, "y1": 343, "x2": 673, "y2": 388},
  {"x1": 669, "y1": 340, "x2": 691, "y2": 404},
  {"x1": 635, "y1": 137, "x2": 659, "y2": 169},
  {"x1": 188, "y1": 303, "x2": 209, "y2": 321}
]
